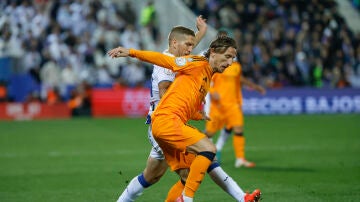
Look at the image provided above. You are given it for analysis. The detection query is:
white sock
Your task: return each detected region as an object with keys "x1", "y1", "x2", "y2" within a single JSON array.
[
  {"x1": 182, "y1": 193, "x2": 193, "y2": 202},
  {"x1": 216, "y1": 128, "x2": 231, "y2": 151},
  {"x1": 117, "y1": 176, "x2": 144, "y2": 202},
  {"x1": 208, "y1": 166, "x2": 245, "y2": 202}
]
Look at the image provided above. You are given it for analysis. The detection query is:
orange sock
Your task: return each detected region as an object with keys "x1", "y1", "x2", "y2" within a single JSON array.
[
  {"x1": 233, "y1": 134, "x2": 245, "y2": 158},
  {"x1": 184, "y1": 153, "x2": 214, "y2": 198},
  {"x1": 165, "y1": 179, "x2": 184, "y2": 202}
]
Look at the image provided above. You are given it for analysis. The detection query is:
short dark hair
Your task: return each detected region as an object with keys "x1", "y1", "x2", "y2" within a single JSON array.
[
  {"x1": 204, "y1": 36, "x2": 237, "y2": 58},
  {"x1": 216, "y1": 30, "x2": 228, "y2": 38},
  {"x1": 168, "y1": 26, "x2": 195, "y2": 46}
]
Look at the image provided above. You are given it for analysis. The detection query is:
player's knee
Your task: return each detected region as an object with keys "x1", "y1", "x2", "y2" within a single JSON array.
[
  {"x1": 232, "y1": 126, "x2": 243, "y2": 135},
  {"x1": 234, "y1": 132, "x2": 244, "y2": 136},
  {"x1": 224, "y1": 127, "x2": 233, "y2": 134},
  {"x1": 204, "y1": 130, "x2": 215, "y2": 138},
  {"x1": 196, "y1": 144, "x2": 216, "y2": 154},
  {"x1": 202, "y1": 139, "x2": 217, "y2": 153},
  {"x1": 187, "y1": 138, "x2": 216, "y2": 154},
  {"x1": 198, "y1": 151, "x2": 216, "y2": 161},
  {"x1": 210, "y1": 142, "x2": 217, "y2": 153}
]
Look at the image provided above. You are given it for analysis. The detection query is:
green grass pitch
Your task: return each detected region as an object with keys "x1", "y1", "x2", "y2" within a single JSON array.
[{"x1": 0, "y1": 114, "x2": 359, "y2": 202}]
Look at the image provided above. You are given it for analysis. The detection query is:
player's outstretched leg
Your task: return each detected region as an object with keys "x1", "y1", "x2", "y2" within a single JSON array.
[
  {"x1": 207, "y1": 161, "x2": 246, "y2": 201},
  {"x1": 116, "y1": 152, "x2": 168, "y2": 202},
  {"x1": 117, "y1": 174, "x2": 149, "y2": 202}
]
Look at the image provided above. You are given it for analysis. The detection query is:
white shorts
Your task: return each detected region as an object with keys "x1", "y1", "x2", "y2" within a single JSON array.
[{"x1": 147, "y1": 126, "x2": 165, "y2": 160}]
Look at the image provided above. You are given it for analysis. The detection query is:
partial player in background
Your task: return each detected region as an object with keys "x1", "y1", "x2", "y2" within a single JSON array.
[
  {"x1": 204, "y1": 31, "x2": 266, "y2": 168},
  {"x1": 108, "y1": 35, "x2": 261, "y2": 202}
]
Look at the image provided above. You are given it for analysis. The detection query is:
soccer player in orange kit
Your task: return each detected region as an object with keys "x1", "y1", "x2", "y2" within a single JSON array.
[
  {"x1": 204, "y1": 59, "x2": 266, "y2": 168},
  {"x1": 108, "y1": 36, "x2": 261, "y2": 202},
  {"x1": 203, "y1": 30, "x2": 266, "y2": 169}
]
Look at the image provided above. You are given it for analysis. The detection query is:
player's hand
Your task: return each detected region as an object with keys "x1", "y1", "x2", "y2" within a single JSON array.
[
  {"x1": 107, "y1": 46, "x2": 130, "y2": 58},
  {"x1": 255, "y1": 85, "x2": 266, "y2": 95},
  {"x1": 196, "y1": 15, "x2": 207, "y2": 32},
  {"x1": 200, "y1": 110, "x2": 211, "y2": 121},
  {"x1": 210, "y1": 92, "x2": 220, "y2": 102}
]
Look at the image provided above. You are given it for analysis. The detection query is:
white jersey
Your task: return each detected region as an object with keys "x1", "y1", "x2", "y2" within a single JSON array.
[
  {"x1": 146, "y1": 50, "x2": 175, "y2": 159},
  {"x1": 145, "y1": 50, "x2": 176, "y2": 124}
]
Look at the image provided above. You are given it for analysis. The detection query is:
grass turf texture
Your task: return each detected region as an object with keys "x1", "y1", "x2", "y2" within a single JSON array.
[{"x1": 0, "y1": 114, "x2": 359, "y2": 202}]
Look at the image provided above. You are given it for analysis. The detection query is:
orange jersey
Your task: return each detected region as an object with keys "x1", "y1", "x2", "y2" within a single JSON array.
[
  {"x1": 205, "y1": 61, "x2": 244, "y2": 133},
  {"x1": 130, "y1": 49, "x2": 212, "y2": 123},
  {"x1": 130, "y1": 49, "x2": 212, "y2": 171},
  {"x1": 210, "y1": 61, "x2": 242, "y2": 105}
]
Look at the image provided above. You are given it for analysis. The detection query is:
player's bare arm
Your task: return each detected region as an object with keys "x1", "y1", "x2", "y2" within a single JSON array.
[
  {"x1": 109, "y1": 48, "x2": 178, "y2": 72},
  {"x1": 194, "y1": 15, "x2": 207, "y2": 48},
  {"x1": 240, "y1": 75, "x2": 266, "y2": 95},
  {"x1": 191, "y1": 110, "x2": 210, "y2": 121},
  {"x1": 210, "y1": 91, "x2": 220, "y2": 102},
  {"x1": 108, "y1": 48, "x2": 176, "y2": 95},
  {"x1": 158, "y1": 81, "x2": 172, "y2": 98}
]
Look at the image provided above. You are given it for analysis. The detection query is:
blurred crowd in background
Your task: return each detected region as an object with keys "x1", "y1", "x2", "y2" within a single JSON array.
[
  {"x1": 184, "y1": 0, "x2": 360, "y2": 89},
  {"x1": 351, "y1": 0, "x2": 360, "y2": 11},
  {"x1": 0, "y1": 0, "x2": 159, "y2": 109},
  {"x1": 0, "y1": 0, "x2": 360, "y2": 107}
]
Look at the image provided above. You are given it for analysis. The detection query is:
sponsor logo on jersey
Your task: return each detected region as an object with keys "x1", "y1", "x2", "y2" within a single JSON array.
[{"x1": 175, "y1": 57, "x2": 186, "y2": 66}]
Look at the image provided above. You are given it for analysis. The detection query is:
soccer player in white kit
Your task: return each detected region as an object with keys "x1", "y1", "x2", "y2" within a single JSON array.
[{"x1": 116, "y1": 16, "x2": 252, "y2": 202}]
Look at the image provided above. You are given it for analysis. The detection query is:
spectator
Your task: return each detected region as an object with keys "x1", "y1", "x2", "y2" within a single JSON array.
[
  {"x1": 46, "y1": 87, "x2": 62, "y2": 105},
  {"x1": 40, "y1": 57, "x2": 61, "y2": 89},
  {"x1": 67, "y1": 89, "x2": 83, "y2": 116},
  {"x1": 218, "y1": 3, "x2": 239, "y2": 29},
  {"x1": 120, "y1": 24, "x2": 141, "y2": 50},
  {"x1": 119, "y1": 1, "x2": 137, "y2": 25},
  {"x1": 140, "y1": 1, "x2": 160, "y2": 43},
  {"x1": 67, "y1": 81, "x2": 92, "y2": 117},
  {"x1": 61, "y1": 64, "x2": 78, "y2": 86},
  {"x1": 121, "y1": 59, "x2": 146, "y2": 87},
  {"x1": 96, "y1": 64, "x2": 113, "y2": 86}
]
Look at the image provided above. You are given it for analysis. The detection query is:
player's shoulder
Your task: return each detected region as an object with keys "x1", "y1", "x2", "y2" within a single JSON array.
[
  {"x1": 186, "y1": 55, "x2": 207, "y2": 62},
  {"x1": 153, "y1": 64, "x2": 175, "y2": 76},
  {"x1": 172, "y1": 55, "x2": 207, "y2": 67}
]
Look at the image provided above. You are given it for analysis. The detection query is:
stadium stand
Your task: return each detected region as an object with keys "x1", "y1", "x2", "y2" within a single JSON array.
[
  {"x1": 0, "y1": 0, "x2": 359, "y2": 104},
  {"x1": 183, "y1": 0, "x2": 360, "y2": 89}
]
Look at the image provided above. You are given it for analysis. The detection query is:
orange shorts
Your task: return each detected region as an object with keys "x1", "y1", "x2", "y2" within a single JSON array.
[
  {"x1": 151, "y1": 114, "x2": 205, "y2": 171},
  {"x1": 205, "y1": 103, "x2": 243, "y2": 134}
]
